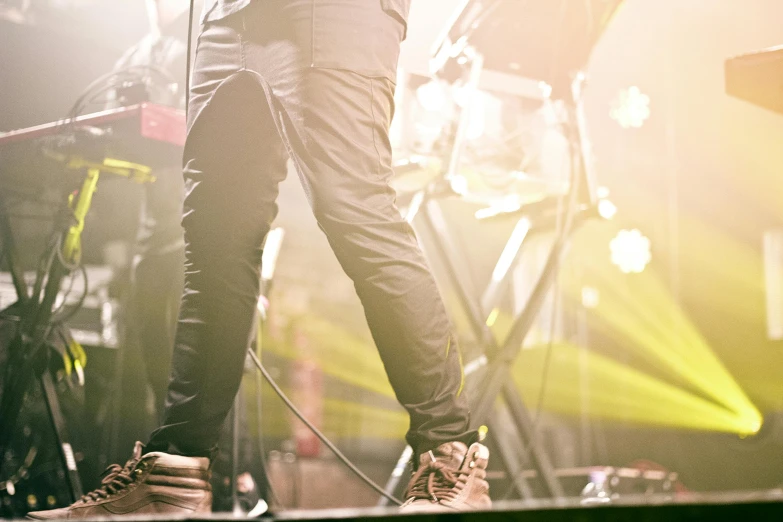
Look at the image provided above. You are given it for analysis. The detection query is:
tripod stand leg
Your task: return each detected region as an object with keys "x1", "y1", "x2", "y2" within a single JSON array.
[
  {"x1": 0, "y1": 201, "x2": 29, "y2": 303},
  {"x1": 40, "y1": 371, "x2": 83, "y2": 501},
  {"x1": 229, "y1": 392, "x2": 242, "y2": 514},
  {"x1": 500, "y1": 382, "x2": 564, "y2": 498},
  {"x1": 0, "y1": 354, "x2": 34, "y2": 455},
  {"x1": 376, "y1": 444, "x2": 413, "y2": 507},
  {"x1": 486, "y1": 414, "x2": 534, "y2": 499}
]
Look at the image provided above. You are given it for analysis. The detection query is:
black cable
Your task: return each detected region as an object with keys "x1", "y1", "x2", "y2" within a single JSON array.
[
  {"x1": 53, "y1": 64, "x2": 176, "y2": 146},
  {"x1": 54, "y1": 235, "x2": 81, "y2": 273},
  {"x1": 500, "y1": 272, "x2": 561, "y2": 501},
  {"x1": 49, "y1": 264, "x2": 79, "y2": 317},
  {"x1": 251, "y1": 321, "x2": 282, "y2": 508},
  {"x1": 51, "y1": 264, "x2": 88, "y2": 326},
  {"x1": 64, "y1": 65, "x2": 175, "y2": 124},
  {"x1": 246, "y1": 349, "x2": 403, "y2": 506}
]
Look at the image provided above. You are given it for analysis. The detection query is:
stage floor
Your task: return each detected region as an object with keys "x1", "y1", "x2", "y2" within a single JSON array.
[{"x1": 11, "y1": 490, "x2": 780, "y2": 521}]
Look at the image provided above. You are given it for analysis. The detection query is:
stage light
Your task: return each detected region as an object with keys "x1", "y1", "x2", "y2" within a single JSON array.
[
  {"x1": 610, "y1": 229, "x2": 651, "y2": 273},
  {"x1": 610, "y1": 86, "x2": 651, "y2": 129},
  {"x1": 512, "y1": 342, "x2": 763, "y2": 435},
  {"x1": 559, "y1": 222, "x2": 763, "y2": 436}
]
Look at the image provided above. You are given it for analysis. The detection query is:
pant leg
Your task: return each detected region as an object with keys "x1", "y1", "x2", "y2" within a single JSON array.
[
  {"x1": 147, "y1": 19, "x2": 289, "y2": 456},
  {"x1": 271, "y1": 67, "x2": 473, "y2": 454}
]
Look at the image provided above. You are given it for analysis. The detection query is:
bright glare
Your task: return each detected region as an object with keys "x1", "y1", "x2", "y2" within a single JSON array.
[
  {"x1": 415, "y1": 79, "x2": 447, "y2": 112},
  {"x1": 261, "y1": 228, "x2": 285, "y2": 280},
  {"x1": 466, "y1": 92, "x2": 486, "y2": 140},
  {"x1": 610, "y1": 228, "x2": 652, "y2": 273},
  {"x1": 449, "y1": 174, "x2": 469, "y2": 195},
  {"x1": 598, "y1": 199, "x2": 618, "y2": 220},
  {"x1": 610, "y1": 86, "x2": 651, "y2": 129},
  {"x1": 451, "y1": 84, "x2": 486, "y2": 140},
  {"x1": 582, "y1": 286, "x2": 600, "y2": 309}
]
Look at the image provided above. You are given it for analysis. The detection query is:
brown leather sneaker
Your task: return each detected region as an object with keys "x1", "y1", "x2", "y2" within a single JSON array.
[
  {"x1": 400, "y1": 441, "x2": 491, "y2": 513},
  {"x1": 27, "y1": 442, "x2": 212, "y2": 519}
]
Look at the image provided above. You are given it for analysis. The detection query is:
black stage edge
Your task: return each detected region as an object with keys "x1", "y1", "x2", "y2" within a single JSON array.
[
  {"x1": 10, "y1": 491, "x2": 783, "y2": 521},
  {"x1": 268, "y1": 493, "x2": 783, "y2": 522}
]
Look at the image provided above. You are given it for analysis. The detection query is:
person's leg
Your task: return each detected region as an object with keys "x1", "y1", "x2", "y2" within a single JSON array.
[
  {"x1": 275, "y1": 68, "x2": 474, "y2": 454},
  {"x1": 146, "y1": 18, "x2": 289, "y2": 457}
]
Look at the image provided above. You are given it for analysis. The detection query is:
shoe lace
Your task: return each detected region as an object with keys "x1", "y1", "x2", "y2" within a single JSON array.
[
  {"x1": 79, "y1": 457, "x2": 141, "y2": 503},
  {"x1": 407, "y1": 460, "x2": 468, "y2": 503}
]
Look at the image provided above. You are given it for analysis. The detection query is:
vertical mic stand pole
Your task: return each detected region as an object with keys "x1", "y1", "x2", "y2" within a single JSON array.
[{"x1": 228, "y1": 228, "x2": 285, "y2": 513}]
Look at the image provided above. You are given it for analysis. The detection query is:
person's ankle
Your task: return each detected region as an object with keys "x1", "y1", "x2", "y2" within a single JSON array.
[{"x1": 144, "y1": 440, "x2": 215, "y2": 460}]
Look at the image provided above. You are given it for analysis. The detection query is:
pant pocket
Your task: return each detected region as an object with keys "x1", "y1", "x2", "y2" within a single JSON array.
[{"x1": 311, "y1": 0, "x2": 404, "y2": 81}]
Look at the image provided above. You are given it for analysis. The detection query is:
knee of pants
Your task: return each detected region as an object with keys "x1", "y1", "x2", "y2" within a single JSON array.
[
  {"x1": 309, "y1": 177, "x2": 407, "y2": 233},
  {"x1": 313, "y1": 213, "x2": 426, "y2": 287},
  {"x1": 179, "y1": 170, "x2": 274, "y2": 259}
]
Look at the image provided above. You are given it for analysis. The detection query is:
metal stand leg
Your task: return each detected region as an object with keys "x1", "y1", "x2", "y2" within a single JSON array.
[
  {"x1": 376, "y1": 445, "x2": 413, "y2": 507},
  {"x1": 0, "y1": 261, "x2": 86, "y2": 502},
  {"x1": 500, "y1": 383, "x2": 563, "y2": 497},
  {"x1": 0, "y1": 198, "x2": 29, "y2": 303},
  {"x1": 41, "y1": 372, "x2": 83, "y2": 499},
  {"x1": 230, "y1": 392, "x2": 242, "y2": 514}
]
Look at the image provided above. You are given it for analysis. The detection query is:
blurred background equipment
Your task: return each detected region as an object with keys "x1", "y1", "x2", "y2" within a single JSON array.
[
  {"x1": 0, "y1": 120, "x2": 159, "y2": 510},
  {"x1": 0, "y1": 65, "x2": 185, "y2": 518}
]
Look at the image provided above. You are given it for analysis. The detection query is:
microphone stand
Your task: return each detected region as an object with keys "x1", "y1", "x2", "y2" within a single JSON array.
[{"x1": 229, "y1": 228, "x2": 285, "y2": 515}]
